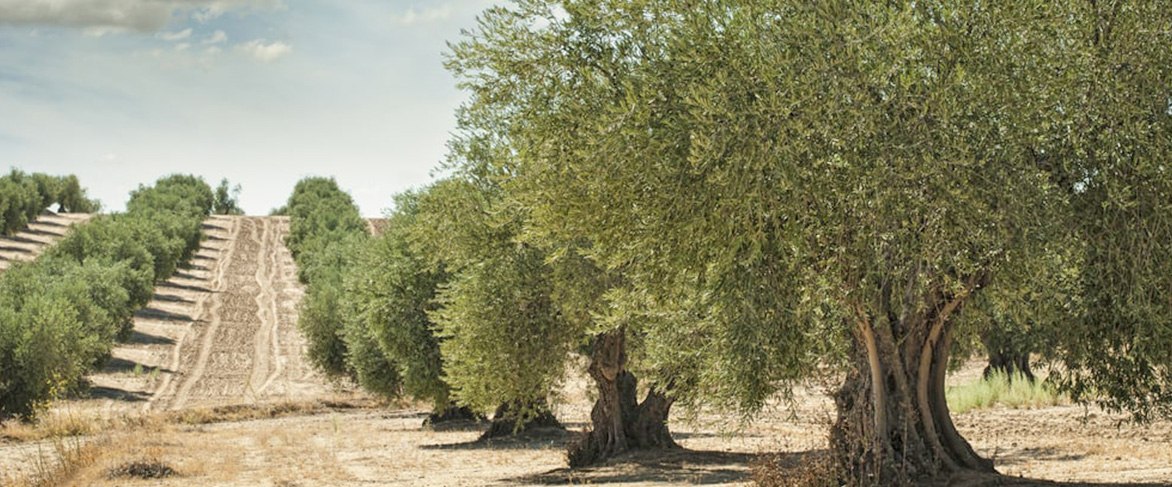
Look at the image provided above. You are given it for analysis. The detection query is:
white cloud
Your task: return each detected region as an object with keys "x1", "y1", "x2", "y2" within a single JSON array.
[
  {"x1": 0, "y1": 0, "x2": 281, "y2": 32},
  {"x1": 157, "y1": 28, "x2": 192, "y2": 42},
  {"x1": 390, "y1": 5, "x2": 454, "y2": 26},
  {"x1": 238, "y1": 39, "x2": 291, "y2": 62},
  {"x1": 175, "y1": 42, "x2": 190, "y2": 52},
  {"x1": 203, "y1": 30, "x2": 228, "y2": 45}
]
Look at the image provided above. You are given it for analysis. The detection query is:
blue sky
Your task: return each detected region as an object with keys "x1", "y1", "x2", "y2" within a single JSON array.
[{"x1": 0, "y1": 0, "x2": 496, "y2": 216}]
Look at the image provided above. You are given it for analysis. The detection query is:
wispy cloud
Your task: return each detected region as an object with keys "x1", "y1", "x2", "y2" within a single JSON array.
[
  {"x1": 0, "y1": 0, "x2": 282, "y2": 32},
  {"x1": 390, "y1": 4, "x2": 454, "y2": 26},
  {"x1": 204, "y1": 30, "x2": 228, "y2": 45},
  {"x1": 157, "y1": 28, "x2": 192, "y2": 41},
  {"x1": 238, "y1": 39, "x2": 291, "y2": 62}
]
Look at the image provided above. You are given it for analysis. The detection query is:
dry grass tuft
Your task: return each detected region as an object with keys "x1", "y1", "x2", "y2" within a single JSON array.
[
  {"x1": 2, "y1": 398, "x2": 375, "y2": 486},
  {"x1": 105, "y1": 458, "x2": 178, "y2": 480},
  {"x1": 1, "y1": 411, "x2": 98, "y2": 443},
  {"x1": 166, "y1": 398, "x2": 371, "y2": 425},
  {"x1": 751, "y1": 450, "x2": 837, "y2": 487},
  {"x1": 3, "y1": 435, "x2": 108, "y2": 487}
]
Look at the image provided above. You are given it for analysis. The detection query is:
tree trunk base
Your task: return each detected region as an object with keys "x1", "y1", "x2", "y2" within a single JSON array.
[
  {"x1": 983, "y1": 351, "x2": 1035, "y2": 383},
  {"x1": 832, "y1": 311, "x2": 995, "y2": 485},
  {"x1": 423, "y1": 404, "x2": 484, "y2": 428},
  {"x1": 479, "y1": 400, "x2": 564, "y2": 441},
  {"x1": 567, "y1": 371, "x2": 678, "y2": 468}
]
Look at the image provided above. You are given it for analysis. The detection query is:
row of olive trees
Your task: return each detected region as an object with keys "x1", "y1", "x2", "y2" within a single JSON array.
[
  {"x1": 0, "y1": 175, "x2": 213, "y2": 419},
  {"x1": 283, "y1": 178, "x2": 396, "y2": 394},
  {"x1": 437, "y1": 1, "x2": 1172, "y2": 485},
  {"x1": 0, "y1": 169, "x2": 101, "y2": 235},
  {"x1": 286, "y1": 177, "x2": 578, "y2": 434}
]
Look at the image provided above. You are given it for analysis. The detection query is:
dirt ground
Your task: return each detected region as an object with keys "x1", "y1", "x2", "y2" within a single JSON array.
[
  {"x1": 1, "y1": 216, "x2": 1169, "y2": 486},
  {"x1": 0, "y1": 211, "x2": 91, "y2": 272}
]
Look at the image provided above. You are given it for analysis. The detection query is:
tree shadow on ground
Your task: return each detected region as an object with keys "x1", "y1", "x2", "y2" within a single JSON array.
[
  {"x1": 33, "y1": 219, "x2": 68, "y2": 228},
  {"x1": 513, "y1": 448, "x2": 765, "y2": 485},
  {"x1": 126, "y1": 330, "x2": 176, "y2": 346},
  {"x1": 171, "y1": 270, "x2": 203, "y2": 281},
  {"x1": 670, "y1": 430, "x2": 763, "y2": 441},
  {"x1": 152, "y1": 292, "x2": 195, "y2": 304},
  {"x1": 991, "y1": 446, "x2": 1088, "y2": 467},
  {"x1": 3, "y1": 235, "x2": 49, "y2": 246},
  {"x1": 0, "y1": 245, "x2": 33, "y2": 254},
  {"x1": 157, "y1": 282, "x2": 212, "y2": 294},
  {"x1": 420, "y1": 426, "x2": 572, "y2": 451},
  {"x1": 135, "y1": 307, "x2": 193, "y2": 323},
  {"x1": 84, "y1": 386, "x2": 150, "y2": 403},
  {"x1": 22, "y1": 228, "x2": 64, "y2": 238},
  {"x1": 100, "y1": 356, "x2": 173, "y2": 375},
  {"x1": 940, "y1": 471, "x2": 1172, "y2": 487},
  {"x1": 755, "y1": 449, "x2": 1171, "y2": 487}
]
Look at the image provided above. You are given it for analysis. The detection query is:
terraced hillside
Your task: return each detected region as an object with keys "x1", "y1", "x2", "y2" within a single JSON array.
[
  {"x1": 0, "y1": 211, "x2": 92, "y2": 272},
  {"x1": 82, "y1": 215, "x2": 332, "y2": 414}
]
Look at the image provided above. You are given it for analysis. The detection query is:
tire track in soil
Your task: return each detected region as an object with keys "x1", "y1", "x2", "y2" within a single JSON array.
[
  {"x1": 143, "y1": 216, "x2": 240, "y2": 412},
  {"x1": 154, "y1": 216, "x2": 328, "y2": 411}
]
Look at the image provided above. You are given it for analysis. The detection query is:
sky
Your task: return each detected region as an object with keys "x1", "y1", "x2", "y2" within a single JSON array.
[{"x1": 0, "y1": 0, "x2": 497, "y2": 216}]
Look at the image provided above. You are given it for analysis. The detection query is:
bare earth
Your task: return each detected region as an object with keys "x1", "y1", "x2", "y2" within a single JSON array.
[
  {"x1": 1, "y1": 216, "x2": 1169, "y2": 486},
  {"x1": 0, "y1": 211, "x2": 91, "y2": 272}
]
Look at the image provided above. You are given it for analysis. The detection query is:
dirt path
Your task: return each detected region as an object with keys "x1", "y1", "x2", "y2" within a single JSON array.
[
  {"x1": 152, "y1": 216, "x2": 330, "y2": 410},
  {"x1": 65, "y1": 216, "x2": 330, "y2": 415},
  {"x1": 0, "y1": 211, "x2": 91, "y2": 272}
]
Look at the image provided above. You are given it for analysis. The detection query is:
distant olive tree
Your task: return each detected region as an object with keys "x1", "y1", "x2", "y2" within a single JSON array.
[{"x1": 212, "y1": 178, "x2": 244, "y2": 215}]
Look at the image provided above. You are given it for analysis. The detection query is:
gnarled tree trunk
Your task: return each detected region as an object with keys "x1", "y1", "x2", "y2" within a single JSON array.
[
  {"x1": 980, "y1": 328, "x2": 1035, "y2": 383},
  {"x1": 423, "y1": 402, "x2": 484, "y2": 427},
  {"x1": 568, "y1": 330, "x2": 678, "y2": 467},
  {"x1": 479, "y1": 399, "x2": 563, "y2": 440},
  {"x1": 831, "y1": 284, "x2": 995, "y2": 485}
]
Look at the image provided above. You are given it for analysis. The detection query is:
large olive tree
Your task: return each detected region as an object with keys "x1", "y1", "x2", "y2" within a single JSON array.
[{"x1": 448, "y1": 0, "x2": 1172, "y2": 483}]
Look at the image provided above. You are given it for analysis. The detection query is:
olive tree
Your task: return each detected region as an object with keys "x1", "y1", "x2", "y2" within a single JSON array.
[
  {"x1": 410, "y1": 177, "x2": 570, "y2": 435},
  {"x1": 340, "y1": 190, "x2": 484, "y2": 422},
  {"x1": 448, "y1": 1, "x2": 1172, "y2": 483}
]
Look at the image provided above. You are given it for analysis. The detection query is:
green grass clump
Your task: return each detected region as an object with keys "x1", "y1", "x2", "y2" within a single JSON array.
[{"x1": 946, "y1": 371, "x2": 1067, "y2": 414}]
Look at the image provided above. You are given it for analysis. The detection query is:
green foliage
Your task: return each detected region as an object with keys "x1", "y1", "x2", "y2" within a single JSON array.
[
  {"x1": 212, "y1": 178, "x2": 244, "y2": 216},
  {"x1": 51, "y1": 175, "x2": 101, "y2": 213},
  {"x1": 430, "y1": 246, "x2": 570, "y2": 414},
  {"x1": 285, "y1": 178, "x2": 366, "y2": 264},
  {"x1": 283, "y1": 177, "x2": 379, "y2": 383},
  {"x1": 0, "y1": 170, "x2": 40, "y2": 236},
  {"x1": 947, "y1": 372, "x2": 1066, "y2": 415},
  {"x1": 341, "y1": 191, "x2": 450, "y2": 406},
  {"x1": 0, "y1": 174, "x2": 212, "y2": 419},
  {"x1": 447, "y1": 0, "x2": 1172, "y2": 424},
  {"x1": 0, "y1": 170, "x2": 100, "y2": 235},
  {"x1": 408, "y1": 177, "x2": 578, "y2": 419}
]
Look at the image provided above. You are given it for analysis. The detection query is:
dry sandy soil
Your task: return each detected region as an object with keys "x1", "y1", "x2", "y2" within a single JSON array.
[
  {"x1": 1, "y1": 216, "x2": 1169, "y2": 486},
  {"x1": 0, "y1": 211, "x2": 91, "y2": 272}
]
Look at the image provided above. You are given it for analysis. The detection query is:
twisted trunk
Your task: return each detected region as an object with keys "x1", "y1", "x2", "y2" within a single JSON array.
[
  {"x1": 479, "y1": 399, "x2": 562, "y2": 440},
  {"x1": 568, "y1": 330, "x2": 678, "y2": 467},
  {"x1": 423, "y1": 402, "x2": 483, "y2": 427},
  {"x1": 831, "y1": 284, "x2": 994, "y2": 485},
  {"x1": 981, "y1": 329, "x2": 1035, "y2": 383}
]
